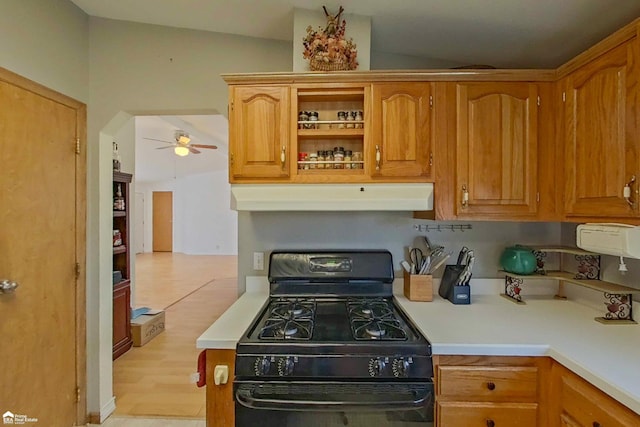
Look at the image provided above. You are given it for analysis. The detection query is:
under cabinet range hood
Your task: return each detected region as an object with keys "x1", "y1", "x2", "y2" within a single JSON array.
[{"x1": 230, "y1": 183, "x2": 434, "y2": 211}]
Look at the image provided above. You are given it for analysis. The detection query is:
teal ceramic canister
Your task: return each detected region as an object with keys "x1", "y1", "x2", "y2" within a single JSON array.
[{"x1": 499, "y1": 245, "x2": 537, "y2": 275}]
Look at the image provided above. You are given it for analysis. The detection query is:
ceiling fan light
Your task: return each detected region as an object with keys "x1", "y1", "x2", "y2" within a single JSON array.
[
  {"x1": 177, "y1": 135, "x2": 191, "y2": 144},
  {"x1": 174, "y1": 146, "x2": 190, "y2": 156}
]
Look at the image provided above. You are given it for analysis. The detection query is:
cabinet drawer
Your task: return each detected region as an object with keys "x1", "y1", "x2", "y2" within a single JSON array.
[
  {"x1": 438, "y1": 402, "x2": 537, "y2": 427},
  {"x1": 438, "y1": 366, "x2": 538, "y2": 402},
  {"x1": 560, "y1": 371, "x2": 640, "y2": 427}
]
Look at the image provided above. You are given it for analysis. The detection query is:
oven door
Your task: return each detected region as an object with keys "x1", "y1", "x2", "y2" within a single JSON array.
[{"x1": 234, "y1": 380, "x2": 434, "y2": 427}]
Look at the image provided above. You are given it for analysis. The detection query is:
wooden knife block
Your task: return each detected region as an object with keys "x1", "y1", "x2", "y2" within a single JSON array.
[{"x1": 403, "y1": 271, "x2": 433, "y2": 302}]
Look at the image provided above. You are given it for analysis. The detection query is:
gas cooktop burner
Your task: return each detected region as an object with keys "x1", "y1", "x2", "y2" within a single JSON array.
[
  {"x1": 271, "y1": 298, "x2": 316, "y2": 318},
  {"x1": 348, "y1": 298, "x2": 408, "y2": 341},
  {"x1": 258, "y1": 298, "x2": 315, "y2": 340}
]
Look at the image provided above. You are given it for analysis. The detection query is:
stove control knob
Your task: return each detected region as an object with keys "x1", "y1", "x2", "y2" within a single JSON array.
[
  {"x1": 392, "y1": 357, "x2": 412, "y2": 378},
  {"x1": 278, "y1": 356, "x2": 296, "y2": 376},
  {"x1": 254, "y1": 356, "x2": 272, "y2": 376},
  {"x1": 368, "y1": 357, "x2": 387, "y2": 377}
]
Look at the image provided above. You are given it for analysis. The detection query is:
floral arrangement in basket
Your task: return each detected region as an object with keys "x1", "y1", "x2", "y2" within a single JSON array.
[{"x1": 302, "y1": 6, "x2": 358, "y2": 71}]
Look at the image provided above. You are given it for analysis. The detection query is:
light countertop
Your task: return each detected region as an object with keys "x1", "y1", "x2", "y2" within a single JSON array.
[{"x1": 196, "y1": 278, "x2": 640, "y2": 415}]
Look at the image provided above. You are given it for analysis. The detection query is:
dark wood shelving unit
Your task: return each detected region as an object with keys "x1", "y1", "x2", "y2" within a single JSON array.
[{"x1": 113, "y1": 171, "x2": 133, "y2": 360}]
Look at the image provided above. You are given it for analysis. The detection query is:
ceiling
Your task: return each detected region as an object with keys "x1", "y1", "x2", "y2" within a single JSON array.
[
  {"x1": 134, "y1": 115, "x2": 228, "y2": 183},
  {"x1": 71, "y1": 0, "x2": 640, "y2": 68}
]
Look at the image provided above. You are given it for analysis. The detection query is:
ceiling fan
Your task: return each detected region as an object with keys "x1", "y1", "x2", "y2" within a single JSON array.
[{"x1": 143, "y1": 130, "x2": 218, "y2": 156}]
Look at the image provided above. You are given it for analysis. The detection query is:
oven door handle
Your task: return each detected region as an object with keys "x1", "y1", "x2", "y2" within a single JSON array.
[{"x1": 235, "y1": 383, "x2": 431, "y2": 412}]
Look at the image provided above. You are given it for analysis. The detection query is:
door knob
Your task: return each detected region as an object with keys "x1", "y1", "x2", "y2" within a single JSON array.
[{"x1": 0, "y1": 279, "x2": 19, "y2": 294}]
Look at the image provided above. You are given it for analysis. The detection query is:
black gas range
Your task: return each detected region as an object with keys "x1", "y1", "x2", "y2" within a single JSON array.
[{"x1": 234, "y1": 251, "x2": 434, "y2": 427}]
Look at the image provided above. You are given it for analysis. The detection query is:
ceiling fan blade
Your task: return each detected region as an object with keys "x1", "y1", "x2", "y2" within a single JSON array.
[
  {"x1": 188, "y1": 146, "x2": 201, "y2": 154},
  {"x1": 155, "y1": 146, "x2": 175, "y2": 150},
  {"x1": 144, "y1": 137, "x2": 174, "y2": 144},
  {"x1": 190, "y1": 144, "x2": 218, "y2": 149}
]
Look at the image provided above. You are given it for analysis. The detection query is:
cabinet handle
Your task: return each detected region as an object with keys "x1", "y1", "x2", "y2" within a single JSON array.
[
  {"x1": 486, "y1": 420, "x2": 495, "y2": 427},
  {"x1": 624, "y1": 175, "x2": 636, "y2": 207},
  {"x1": 486, "y1": 381, "x2": 496, "y2": 391},
  {"x1": 281, "y1": 146, "x2": 286, "y2": 169},
  {"x1": 592, "y1": 423, "x2": 601, "y2": 427},
  {"x1": 375, "y1": 145, "x2": 381, "y2": 170},
  {"x1": 461, "y1": 185, "x2": 469, "y2": 208}
]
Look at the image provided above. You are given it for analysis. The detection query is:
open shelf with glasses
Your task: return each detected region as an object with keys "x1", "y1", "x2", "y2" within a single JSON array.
[
  {"x1": 500, "y1": 246, "x2": 638, "y2": 323},
  {"x1": 294, "y1": 86, "x2": 368, "y2": 177}
]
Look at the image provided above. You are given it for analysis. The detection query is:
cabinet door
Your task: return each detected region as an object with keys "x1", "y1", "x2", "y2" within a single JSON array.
[
  {"x1": 455, "y1": 82, "x2": 538, "y2": 217},
  {"x1": 206, "y1": 349, "x2": 236, "y2": 427},
  {"x1": 560, "y1": 413, "x2": 583, "y2": 427},
  {"x1": 229, "y1": 86, "x2": 290, "y2": 180},
  {"x1": 438, "y1": 365, "x2": 538, "y2": 402},
  {"x1": 371, "y1": 83, "x2": 432, "y2": 179},
  {"x1": 563, "y1": 41, "x2": 639, "y2": 218},
  {"x1": 438, "y1": 402, "x2": 537, "y2": 427},
  {"x1": 113, "y1": 280, "x2": 132, "y2": 360},
  {"x1": 553, "y1": 363, "x2": 640, "y2": 427}
]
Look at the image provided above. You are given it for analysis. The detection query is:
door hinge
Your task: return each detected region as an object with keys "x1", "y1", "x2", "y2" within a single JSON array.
[
  {"x1": 75, "y1": 262, "x2": 80, "y2": 280},
  {"x1": 76, "y1": 387, "x2": 81, "y2": 403},
  {"x1": 429, "y1": 152, "x2": 433, "y2": 167},
  {"x1": 562, "y1": 92, "x2": 566, "y2": 102},
  {"x1": 75, "y1": 138, "x2": 80, "y2": 155},
  {"x1": 229, "y1": 153, "x2": 234, "y2": 165},
  {"x1": 230, "y1": 101, "x2": 234, "y2": 111},
  {"x1": 536, "y1": 192, "x2": 540, "y2": 203},
  {"x1": 429, "y1": 95, "x2": 433, "y2": 108},
  {"x1": 537, "y1": 96, "x2": 540, "y2": 107}
]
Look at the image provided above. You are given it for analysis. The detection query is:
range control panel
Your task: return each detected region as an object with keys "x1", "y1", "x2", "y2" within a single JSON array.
[{"x1": 236, "y1": 354, "x2": 432, "y2": 379}]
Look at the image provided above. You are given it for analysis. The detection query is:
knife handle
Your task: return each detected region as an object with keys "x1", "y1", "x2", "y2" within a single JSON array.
[{"x1": 456, "y1": 247, "x2": 468, "y2": 265}]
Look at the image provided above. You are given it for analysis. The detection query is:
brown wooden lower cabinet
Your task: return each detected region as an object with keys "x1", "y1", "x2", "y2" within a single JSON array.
[
  {"x1": 550, "y1": 362, "x2": 640, "y2": 427},
  {"x1": 204, "y1": 352, "x2": 640, "y2": 426},
  {"x1": 206, "y1": 349, "x2": 236, "y2": 427},
  {"x1": 112, "y1": 280, "x2": 132, "y2": 360},
  {"x1": 438, "y1": 401, "x2": 537, "y2": 427},
  {"x1": 434, "y1": 355, "x2": 550, "y2": 427}
]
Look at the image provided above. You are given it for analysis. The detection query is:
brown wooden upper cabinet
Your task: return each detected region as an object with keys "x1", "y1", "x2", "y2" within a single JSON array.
[
  {"x1": 454, "y1": 82, "x2": 539, "y2": 218},
  {"x1": 562, "y1": 40, "x2": 640, "y2": 220},
  {"x1": 229, "y1": 86, "x2": 290, "y2": 181},
  {"x1": 370, "y1": 83, "x2": 433, "y2": 179}
]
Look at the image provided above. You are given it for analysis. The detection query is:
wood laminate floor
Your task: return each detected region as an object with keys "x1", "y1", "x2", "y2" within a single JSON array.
[
  {"x1": 112, "y1": 253, "x2": 238, "y2": 420},
  {"x1": 90, "y1": 416, "x2": 205, "y2": 427}
]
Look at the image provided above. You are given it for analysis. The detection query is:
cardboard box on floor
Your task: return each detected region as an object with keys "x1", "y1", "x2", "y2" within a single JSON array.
[{"x1": 131, "y1": 309, "x2": 165, "y2": 346}]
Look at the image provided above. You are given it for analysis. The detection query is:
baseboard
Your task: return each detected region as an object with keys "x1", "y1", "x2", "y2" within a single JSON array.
[
  {"x1": 87, "y1": 413, "x2": 101, "y2": 424},
  {"x1": 87, "y1": 396, "x2": 116, "y2": 424}
]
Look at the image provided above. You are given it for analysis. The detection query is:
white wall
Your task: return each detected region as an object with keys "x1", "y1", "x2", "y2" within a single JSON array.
[
  {"x1": 87, "y1": 18, "x2": 291, "y2": 415},
  {"x1": 177, "y1": 172, "x2": 237, "y2": 255},
  {"x1": 136, "y1": 172, "x2": 237, "y2": 256},
  {"x1": 237, "y1": 212, "x2": 562, "y2": 293},
  {"x1": 371, "y1": 51, "x2": 464, "y2": 69},
  {"x1": 0, "y1": 0, "x2": 89, "y2": 102}
]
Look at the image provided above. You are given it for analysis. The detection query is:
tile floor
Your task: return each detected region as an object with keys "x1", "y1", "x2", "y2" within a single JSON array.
[{"x1": 90, "y1": 416, "x2": 205, "y2": 427}]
